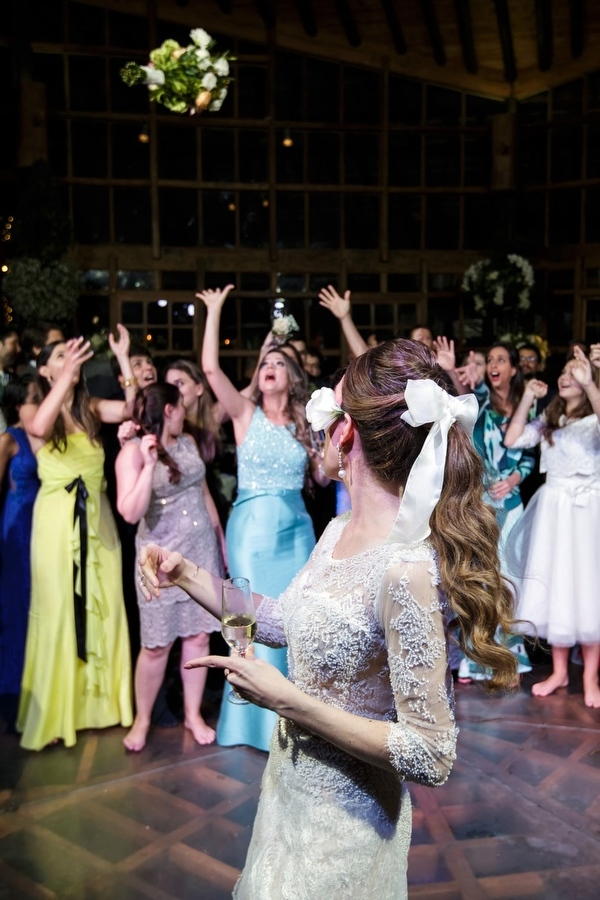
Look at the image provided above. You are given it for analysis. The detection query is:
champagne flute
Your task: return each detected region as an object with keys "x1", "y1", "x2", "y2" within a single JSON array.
[{"x1": 221, "y1": 576, "x2": 256, "y2": 705}]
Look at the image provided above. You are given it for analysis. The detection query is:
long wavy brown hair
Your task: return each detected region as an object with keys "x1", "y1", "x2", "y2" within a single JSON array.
[
  {"x1": 133, "y1": 383, "x2": 182, "y2": 484},
  {"x1": 37, "y1": 341, "x2": 99, "y2": 452},
  {"x1": 165, "y1": 359, "x2": 221, "y2": 463},
  {"x1": 250, "y1": 349, "x2": 312, "y2": 454},
  {"x1": 342, "y1": 338, "x2": 518, "y2": 692}
]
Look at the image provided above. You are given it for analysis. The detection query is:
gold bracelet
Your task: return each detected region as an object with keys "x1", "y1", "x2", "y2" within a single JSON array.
[{"x1": 121, "y1": 378, "x2": 136, "y2": 389}]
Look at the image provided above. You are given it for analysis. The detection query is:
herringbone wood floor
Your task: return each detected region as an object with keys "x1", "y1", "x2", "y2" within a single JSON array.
[{"x1": 1, "y1": 662, "x2": 599, "y2": 899}]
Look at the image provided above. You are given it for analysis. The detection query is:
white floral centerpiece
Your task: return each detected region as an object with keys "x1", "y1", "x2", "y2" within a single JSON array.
[
  {"x1": 462, "y1": 254, "x2": 535, "y2": 319},
  {"x1": 120, "y1": 28, "x2": 234, "y2": 114}
]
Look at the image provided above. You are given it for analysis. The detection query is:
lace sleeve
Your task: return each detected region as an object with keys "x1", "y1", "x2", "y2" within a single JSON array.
[
  {"x1": 508, "y1": 417, "x2": 544, "y2": 450},
  {"x1": 378, "y1": 557, "x2": 458, "y2": 786},
  {"x1": 255, "y1": 593, "x2": 287, "y2": 648}
]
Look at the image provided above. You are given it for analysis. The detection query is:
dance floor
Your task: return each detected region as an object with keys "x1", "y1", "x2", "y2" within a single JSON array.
[{"x1": 1, "y1": 662, "x2": 599, "y2": 900}]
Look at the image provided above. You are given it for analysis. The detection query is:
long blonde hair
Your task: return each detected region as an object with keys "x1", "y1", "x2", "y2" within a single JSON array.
[{"x1": 342, "y1": 339, "x2": 518, "y2": 692}]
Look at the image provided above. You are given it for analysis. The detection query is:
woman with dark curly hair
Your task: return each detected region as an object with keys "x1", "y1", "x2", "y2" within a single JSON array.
[
  {"x1": 138, "y1": 338, "x2": 519, "y2": 900},
  {"x1": 198, "y1": 285, "x2": 329, "y2": 752}
]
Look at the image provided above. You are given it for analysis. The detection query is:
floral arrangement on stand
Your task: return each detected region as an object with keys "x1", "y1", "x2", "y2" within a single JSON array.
[
  {"x1": 120, "y1": 28, "x2": 234, "y2": 114},
  {"x1": 462, "y1": 254, "x2": 535, "y2": 318}
]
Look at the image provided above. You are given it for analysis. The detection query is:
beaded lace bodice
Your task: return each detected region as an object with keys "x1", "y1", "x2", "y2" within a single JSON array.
[
  {"x1": 256, "y1": 513, "x2": 458, "y2": 786},
  {"x1": 511, "y1": 413, "x2": 600, "y2": 480},
  {"x1": 236, "y1": 406, "x2": 308, "y2": 491}
]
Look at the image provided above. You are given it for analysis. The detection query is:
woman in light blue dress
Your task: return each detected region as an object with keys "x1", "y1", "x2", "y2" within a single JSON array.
[{"x1": 199, "y1": 284, "x2": 329, "y2": 750}]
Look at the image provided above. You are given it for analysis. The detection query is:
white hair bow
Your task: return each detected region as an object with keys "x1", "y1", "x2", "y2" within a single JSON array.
[{"x1": 388, "y1": 379, "x2": 479, "y2": 544}]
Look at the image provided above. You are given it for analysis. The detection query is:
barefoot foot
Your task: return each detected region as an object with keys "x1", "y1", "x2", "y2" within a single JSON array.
[
  {"x1": 123, "y1": 718, "x2": 150, "y2": 752},
  {"x1": 531, "y1": 673, "x2": 568, "y2": 697},
  {"x1": 583, "y1": 683, "x2": 600, "y2": 708},
  {"x1": 184, "y1": 717, "x2": 216, "y2": 745}
]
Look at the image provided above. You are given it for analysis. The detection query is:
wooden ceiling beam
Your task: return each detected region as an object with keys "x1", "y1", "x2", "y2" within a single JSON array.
[
  {"x1": 419, "y1": 0, "x2": 447, "y2": 67},
  {"x1": 493, "y1": 0, "x2": 517, "y2": 84},
  {"x1": 570, "y1": 0, "x2": 584, "y2": 58},
  {"x1": 292, "y1": 0, "x2": 318, "y2": 38},
  {"x1": 535, "y1": 0, "x2": 553, "y2": 71},
  {"x1": 379, "y1": 0, "x2": 407, "y2": 55},
  {"x1": 454, "y1": 0, "x2": 477, "y2": 73},
  {"x1": 251, "y1": 0, "x2": 276, "y2": 30},
  {"x1": 334, "y1": 0, "x2": 361, "y2": 48}
]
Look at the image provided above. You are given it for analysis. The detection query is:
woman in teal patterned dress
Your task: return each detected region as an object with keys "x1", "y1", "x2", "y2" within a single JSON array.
[
  {"x1": 458, "y1": 342, "x2": 535, "y2": 682},
  {"x1": 198, "y1": 285, "x2": 330, "y2": 751}
]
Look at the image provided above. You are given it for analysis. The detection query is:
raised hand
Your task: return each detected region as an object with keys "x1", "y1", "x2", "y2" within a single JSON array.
[
  {"x1": 525, "y1": 378, "x2": 549, "y2": 400},
  {"x1": 195, "y1": 284, "x2": 235, "y2": 312},
  {"x1": 61, "y1": 337, "x2": 94, "y2": 383},
  {"x1": 589, "y1": 343, "x2": 600, "y2": 369},
  {"x1": 138, "y1": 543, "x2": 187, "y2": 599},
  {"x1": 318, "y1": 285, "x2": 351, "y2": 320},
  {"x1": 570, "y1": 345, "x2": 593, "y2": 387},
  {"x1": 433, "y1": 335, "x2": 456, "y2": 372},
  {"x1": 108, "y1": 323, "x2": 131, "y2": 359},
  {"x1": 454, "y1": 353, "x2": 479, "y2": 390}
]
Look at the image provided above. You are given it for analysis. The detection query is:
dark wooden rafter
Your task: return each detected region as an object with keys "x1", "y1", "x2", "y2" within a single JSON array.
[
  {"x1": 215, "y1": 0, "x2": 232, "y2": 13},
  {"x1": 379, "y1": 0, "x2": 407, "y2": 55},
  {"x1": 454, "y1": 0, "x2": 477, "y2": 73},
  {"x1": 334, "y1": 0, "x2": 361, "y2": 48},
  {"x1": 419, "y1": 0, "x2": 447, "y2": 66},
  {"x1": 293, "y1": 0, "x2": 318, "y2": 38},
  {"x1": 570, "y1": 0, "x2": 584, "y2": 58},
  {"x1": 493, "y1": 0, "x2": 517, "y2": 84},
  {"x1": 535, "y1": 0, "x2": 553, "y2": 71},
  {"x1": 252, "y1": 0, "x2": 276, "y2": 30}
]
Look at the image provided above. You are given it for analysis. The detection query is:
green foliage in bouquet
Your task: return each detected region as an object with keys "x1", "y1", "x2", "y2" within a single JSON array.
[{"x1": 120, "y1": 28, "x2": 234, "y2": 115}]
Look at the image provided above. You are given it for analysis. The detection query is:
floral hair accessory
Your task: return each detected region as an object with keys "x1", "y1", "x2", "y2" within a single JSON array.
[
  {"x1": 387, "y1": 380, "x2": 479, "y2": 545},
  {"x1": 120, "y1": 29, "x2": 234, "y2": 115},
  {"x1": 306, "y1": 388, "x2": 345, "y2": 433}
]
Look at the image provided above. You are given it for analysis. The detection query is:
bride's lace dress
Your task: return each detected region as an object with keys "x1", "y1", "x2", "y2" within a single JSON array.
[{"x1": 233, "y1": 513, "x2": 458, "y2": 900}]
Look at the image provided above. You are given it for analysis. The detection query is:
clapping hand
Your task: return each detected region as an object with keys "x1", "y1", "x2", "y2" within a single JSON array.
[
  {"x1": 318, "y1": 285, "x2": 351, "y2": 320},
  {"x1": 195, "y1": 284, "x2": 235, "y2": 312}
]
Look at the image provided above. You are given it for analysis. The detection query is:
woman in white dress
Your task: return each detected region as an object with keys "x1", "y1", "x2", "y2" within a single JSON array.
[
  {"x1": 504, "y1": 345, "x2": 600, "y2": 708},
  {"x1": 138, "y1": 339, "x2": 519, "y2": 900}
]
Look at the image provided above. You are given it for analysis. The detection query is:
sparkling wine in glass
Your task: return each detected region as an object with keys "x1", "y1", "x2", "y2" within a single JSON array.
[{"x1": 221, "y1": 576, "x2": 256, "y2": 705}]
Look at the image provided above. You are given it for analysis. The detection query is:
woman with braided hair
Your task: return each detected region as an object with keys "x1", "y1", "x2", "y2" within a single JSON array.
[{"x1": 116, "y1": 382, "x2": 225, "y2": 751}]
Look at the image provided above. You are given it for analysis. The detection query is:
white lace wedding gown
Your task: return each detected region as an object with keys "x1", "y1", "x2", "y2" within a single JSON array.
[
  {"x1": 505, "y1": 413, "x2": 600, "y2": 645},
  {"x1": 233, "y1": 513, "x2": 458, "y2": 900}
]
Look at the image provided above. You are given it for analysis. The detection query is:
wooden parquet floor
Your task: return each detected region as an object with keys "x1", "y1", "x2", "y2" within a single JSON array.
[{"x1": 1, "y1": 662, "x2": 599, "y2": 899}]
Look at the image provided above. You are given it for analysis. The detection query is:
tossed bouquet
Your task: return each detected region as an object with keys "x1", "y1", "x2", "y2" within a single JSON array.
[
  {"x1": 120, "y1": 28, "x2": 234, "y2": 114},
  {"x1": 462, "y1": 254, "x2": 534, "y2": 315}
]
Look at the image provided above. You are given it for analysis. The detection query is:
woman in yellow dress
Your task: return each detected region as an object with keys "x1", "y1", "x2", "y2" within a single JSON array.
[{"x1": 17, "y1": 330, "x2": 136, "y2": 750}]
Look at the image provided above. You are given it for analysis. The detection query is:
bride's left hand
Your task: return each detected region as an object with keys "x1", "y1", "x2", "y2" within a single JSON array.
[{"x1": 184, "y1": 646, "x2": 294, "y2": 710}]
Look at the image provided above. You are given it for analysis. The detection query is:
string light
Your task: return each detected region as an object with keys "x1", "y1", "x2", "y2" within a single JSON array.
[{"x1": 282, "y1": 128, "x2": 293, "y2": 148}]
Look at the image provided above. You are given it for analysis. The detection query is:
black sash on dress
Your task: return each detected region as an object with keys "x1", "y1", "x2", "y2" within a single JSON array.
[{"x1": 66, "y1": 475, "x2": 89, "y2": 662}]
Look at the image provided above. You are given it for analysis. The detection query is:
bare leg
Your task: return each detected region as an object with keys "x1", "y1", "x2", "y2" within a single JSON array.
[
  {"x1": 123, "y1": 644, "x2": 172, "y2": 751},
  {"x1": 581, "y1": 643, "x2": 600, "y2": 708},
  {"x1": 531, "y1": 645, "x2": 569, "y2": 697},
  {"x1": 181, "y1": 632, "x2": 215, "y2": 745}
]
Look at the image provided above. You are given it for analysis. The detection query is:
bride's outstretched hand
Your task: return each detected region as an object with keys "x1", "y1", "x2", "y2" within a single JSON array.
[
  {"x1": 184, "y1": 646, "x2": 294, "y2": 710},
  {"x1": 138, "y1": 543, "x2": 187, "y2": 599}
]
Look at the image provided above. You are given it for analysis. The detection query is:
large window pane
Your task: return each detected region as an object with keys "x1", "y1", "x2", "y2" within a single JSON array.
[
  {"x1": 240, "y1": 131, "x2": 268, "y2": 183},
  {"x1": 426, "y1": 85, "x2": 461, "y2": 125},
  {"x1": 388, "y1": 195, "x2": 421, "y2": 249},
  {"x1": 587, "y1": 124, "x2": 600, "y2": 178},
  {"x1": 237, "y1": 66, "x2": 267, "y2": 119},
  {"x1": 585, "y1": 186, "x2": 600, "y2": 242},
  {"x1": 158, "y1": 125, "x2": 197, "y2": 180},
  {"x1": 552, "y1": 80, "x2": 583, "y2": 118},
  {"x1": 275, "y1": 52, "x2": 303, "y2": 121},
  {"x1": 343, "y1": 68, "x2": 381, "y2": 124},
  {"x1": 72, "y1": 121, "x2": 107, "y2": 177},
  {"x1": 307, "y1": 132, "x2": 340, "y2": 184},
  {"x1": 69, "y1": 56, "x2": 106, "y2": 111},
  {"x1": 202, "y1": 130, "x2": 235, "y2": 181},
  {"x1": 520, "y1": 128, "x2": 547, "y2": 183},
  {"x1": 48, "y1": 119, "x2": 68, "y2": 176},
  {"x1": 276, "y1": 192, "x2": 304, "y2": 248},
  {"x1": 32, "y1": 54, "x2": 65, "y2": 111},
  {"x1": 114, "y1": 188, "x2": 152, "y2": 243},
  {"x1": 307, "y1": 58, "x2": 339, "y2": 122},
  {"x1": 108, "y1": 10, "x2": 148, "y2": 49},
  {"x1": 309, "y1": 193, "x2": 340, "y2": 249},
  {"x1": 202, "y1": 191, "x2": 235, "y2": 247},
  {"x1": 68, "y1": 2, "x2": 105, "y2": 45},
  {"x1": 344, "y1": 134, "x2": 379, "y2": 185},
  {"x1": 240, "y1": 191, "x2": 269, "y2": 248},
  {"x1": 521, "y1": 193, "x2": 546, "y2": 249},
  {"x1": 549, "y1": 188, "x2": 580, "y2": 245},
  {"x1": 72, "y1": 186, "x2": 109, "y2": 243},
  {"x1": 344, "y1": 194, "x2": 379, "y2": 248},
  {"x1": 465, "y1": 95, "x2": 502, "y2": 125},
  {"x1": 276, "y1": 132, "x2": 304, "y2": 184},
  {"x1": 464, "y1": 194, "x2": 493, "y2": 249},
  {"x1": 551, "y1": 126, "x2": 582, "y2": 182},
  {"x1": 425, "y1": 134, "x2": 460, "y2": 186},
  {"x1": 112, "y1": 123, "x2": 150, "y2": 178},
  {"x1": 29, "y1": 0, "x2": 63, "y2": 41},
  {"x1": 388, "y1": 133, "x2": 421, "y2": 186},
  {"x1": 159, "y1": 189, "x2": 198, "y2": 246},
  {"x1": 425, "y1": 195, "x2": 460, "y2": 249},
  {"x1": 389, "y1": 76, "x2": 422, "y2": 124},
  {"x1": 464, "y1": 135, "x2": 491, "y2": 186}
]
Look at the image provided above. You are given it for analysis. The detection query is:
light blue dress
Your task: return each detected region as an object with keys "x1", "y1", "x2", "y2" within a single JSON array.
[{"x1": 217, "y1": 406, "x2": 315, "y2": 751}]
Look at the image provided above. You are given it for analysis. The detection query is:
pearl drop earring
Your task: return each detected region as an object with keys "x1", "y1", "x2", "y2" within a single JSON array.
[{"x1": 336, "y1": 444, "x2": 346, "y2": 479}]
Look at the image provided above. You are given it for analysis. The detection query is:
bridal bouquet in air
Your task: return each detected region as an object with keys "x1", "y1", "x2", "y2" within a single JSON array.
[{"x1": 120, "y1": 28, "x2": 234, "y2": 114}]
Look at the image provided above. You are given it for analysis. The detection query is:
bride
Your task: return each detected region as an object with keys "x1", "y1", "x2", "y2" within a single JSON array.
[{"x1": 138, "y1": 339, "x2": 518, "y2": 899}]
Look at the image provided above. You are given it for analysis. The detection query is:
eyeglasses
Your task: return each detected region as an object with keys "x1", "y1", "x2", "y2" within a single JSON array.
[{"x1": 519, "y1": 355, "x2": 538, "y2": 363}]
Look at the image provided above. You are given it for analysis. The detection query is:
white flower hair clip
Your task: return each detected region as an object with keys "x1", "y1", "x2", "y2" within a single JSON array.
[{"x1": 305, "y1": 388, "x2": 345, "y2": 433}]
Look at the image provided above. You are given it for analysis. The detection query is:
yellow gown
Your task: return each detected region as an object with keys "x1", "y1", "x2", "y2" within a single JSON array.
[{"x1": 17, "y1": 433, "x2": 132, "y2": 750}]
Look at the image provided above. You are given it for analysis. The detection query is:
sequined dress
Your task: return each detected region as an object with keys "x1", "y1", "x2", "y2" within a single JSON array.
[
  {"x1": 505, "y1": 413, "x2": 600, "y2": 645},
  {"x1": 135, "y1": 435, "x2": 222, "y2": 647},
  {"x1": 217, "y1": 405, "x2": 315, "y2": 752},
  {"x1": 233, "y1": 513, "x2": 457, "y2": 900}
]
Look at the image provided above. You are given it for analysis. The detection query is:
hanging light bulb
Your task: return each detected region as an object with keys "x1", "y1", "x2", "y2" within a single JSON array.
[
  {"x1": 138, "y1": 123, "x2": 150, "y2": 144},
  {"x1": 282, "y1": 128, "x2": 293, "y2": 148}
]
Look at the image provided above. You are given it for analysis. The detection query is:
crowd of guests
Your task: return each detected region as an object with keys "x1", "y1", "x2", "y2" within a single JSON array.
[{"x1": 1, "y1": 291, "x2": 600, "y2": 759}]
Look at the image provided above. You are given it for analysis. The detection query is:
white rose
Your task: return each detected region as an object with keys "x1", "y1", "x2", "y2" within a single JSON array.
[
  {"x1": 190, "y1": 28, "x2": 212, "y2": 48},
  {"x1": 306, "y1": 388, "x2": 345, "y2": 433},
  {"x1": 271, "y1": 317, "x2": 289, "y2": 335},
  {"x1": 202, "y1": 72, "x2": 217, "y2": 91},
  {"x1": 195, "y1": 48, "x2": 210, "y2": 61},
  {"x1": 213, "y1": 57, "x2": 230, "y2": 77}
]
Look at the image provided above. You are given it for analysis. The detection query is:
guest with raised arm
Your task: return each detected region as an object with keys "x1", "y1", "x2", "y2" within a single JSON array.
[
  {"x1": 138, "y1": 338, "x2": 518, "y2": 900},
  {"x1": 503, "y1": 346, "x2": 600, "y2": 707},
  {"x1": 17, "y1": 329, "x2": 136, "y2": 750},
  {"x1": 318, "y1": 285, "x2": 369, "y2": 359},
  {"x1": 198, "y1": 284, "x2": 329, "y2": 752}
]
